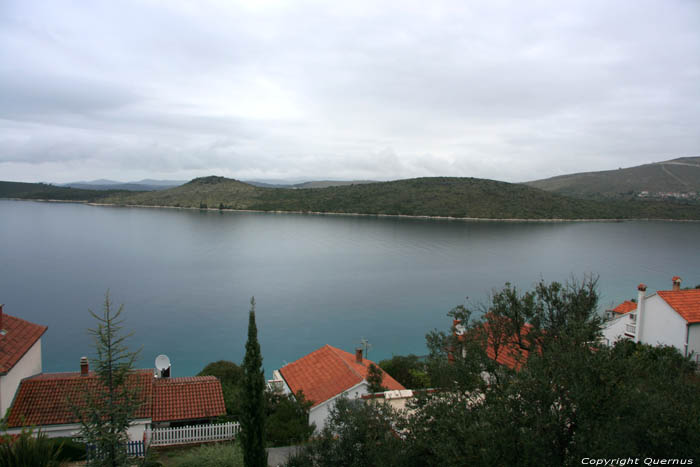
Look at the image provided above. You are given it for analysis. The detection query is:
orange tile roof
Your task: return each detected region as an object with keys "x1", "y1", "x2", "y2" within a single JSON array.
[
  {"x1": 279, "y1": 345, "x2": 405, "y2": 407},
  {"x1": 0, "y1": 313, "x2": 47, "y2": 374},
  {"x1": 153, "y1": 376, "x2": 225, "y2": 422},
  {"x1": 657, "y1": 289, "x2": 700, "y2": 324},
  {"x1": 7, "y1": 370, "x2": 153, "y2": 427},
  {"x1": 612, "y1": 300, "x2": 637, "y2": 314},
  {"x1": 456, "y1": 318, "x2": 534, "y2": 371},
  {"x1": 7, "y1": 371, "x2": 225, "y2": 428},
  {"x1": 483, "y1": 322, "x2": 533, "y2": 371}
]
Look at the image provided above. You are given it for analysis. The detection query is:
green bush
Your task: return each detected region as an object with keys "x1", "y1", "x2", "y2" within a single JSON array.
[
  {"x1": 0, "y1": 428, "x2": 62, "y2": 467},
  {"x1": 379, "y1": 354, "x2": 431, "y2": 389},
  {"x1": 49, "y1": 437, "x2": 86, "y2": 461},
  {"x1": 266, "y1": 391, "x2": 314, "y2": 446},
  {"x1": 170, "y1": 442, "x2": 243, "y2": 467}
]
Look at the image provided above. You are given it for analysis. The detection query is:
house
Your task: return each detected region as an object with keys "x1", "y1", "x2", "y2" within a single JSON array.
[
  {"x1": 602, "y1": 276, "x2": 700, "y2": 359},
  {"x1": 0, "y1": 304, "x2": 47, "y2": 419},
  {"x1": 604, "y1": 300, "x2": 637, "y2": 320},
  {"x1": 5, "y1": 356, "x2": 226, "y2": 441},
  {"x1": 270, "y1": 345, "x2": 405, "y2": 431},
  {"x1": 453, "y1": 318, "x2": 534, "y2": 371}
]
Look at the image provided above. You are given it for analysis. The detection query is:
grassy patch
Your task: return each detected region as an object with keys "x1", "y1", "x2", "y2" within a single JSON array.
[{"x1": 154, "y1": 442, "x2": 243, "y2": 467}]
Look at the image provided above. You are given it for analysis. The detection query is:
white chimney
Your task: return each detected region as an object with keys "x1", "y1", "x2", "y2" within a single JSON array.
[{"x1": 635, "y1": 284, "x2": 647, "y2": 344}]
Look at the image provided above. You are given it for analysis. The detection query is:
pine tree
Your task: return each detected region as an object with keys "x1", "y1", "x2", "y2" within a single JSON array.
[
  {"x1": 240, "y1": 297, "x2": 267, "y2": 467},
  {"x1": 75, "y1": 292, "x2": 141, "y2": 467}
]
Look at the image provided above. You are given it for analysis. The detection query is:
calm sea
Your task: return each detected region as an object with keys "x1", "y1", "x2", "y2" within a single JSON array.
[{"x1": 1, "y1": 200, "x2": 699, "y2": 377}]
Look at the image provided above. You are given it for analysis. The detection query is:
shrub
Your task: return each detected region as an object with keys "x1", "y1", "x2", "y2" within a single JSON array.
[
  {"x1": 170, "y1": 442, "x2": 243, "y2": 467},
  {"x1": 49, "y1": 437, "x2": 86, "y2": 461},
  {"x1": 0, "y1": 427, "x2": 62, "y2": 467},
  {"x1": 266, "y1": 391, "x2": 314, "y2": 446}
]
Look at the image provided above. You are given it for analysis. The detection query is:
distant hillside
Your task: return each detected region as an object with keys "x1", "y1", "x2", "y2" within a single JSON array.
[
  {"x1": 293, "y1": 180, "x2": 377, "y2": 189},
  {"x1": 0, "y1": 181, "x2": 127, "y2": 201},
  {"x1": 61, "y1": 179, "x2": 185, "y2": 191},
  {"x1": 93, "y1": 175, "x2": 700, "y2": 220},
  {"x1": 6, "y1": 176, "x2": 700, "y2": 220},
  {"x1": 526, "y1": 156, "x2": 700, "y2": 200},
  {"x1": 244, "y1": 180, "x2": 376, "y2": 189}
]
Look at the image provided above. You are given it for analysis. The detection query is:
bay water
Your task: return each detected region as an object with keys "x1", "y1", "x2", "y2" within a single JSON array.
[{"x1": 1, "y1": 199, "x2": 698, "y2": 377}]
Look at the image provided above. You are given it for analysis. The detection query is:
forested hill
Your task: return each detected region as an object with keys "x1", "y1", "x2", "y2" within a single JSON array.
[
  {"x1": 100, "y1": 176, "x2": 700, "y2": 220},
  {"x1": 4, "y1": 176, "x2": 700, "y2": 220},
  {"x1": 0, "y1": 180, "x2": 130, "y2": 201},
  {"x1": 525, "y1": 156, "x2": 700, "y2": 200}
]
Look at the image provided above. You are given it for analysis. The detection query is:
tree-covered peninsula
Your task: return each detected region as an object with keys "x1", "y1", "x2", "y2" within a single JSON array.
[{"x1": 4, "y1": 176, "x2": 700, "y2": 220}]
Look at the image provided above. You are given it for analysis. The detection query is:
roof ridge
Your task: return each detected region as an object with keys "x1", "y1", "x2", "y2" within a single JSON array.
[
  {"x1": 33, "y1": 368, "x2": 153, "y2": 378},
  {"x1": 155, "y1": 376, "x2": 218, "y2": 383},
  {"x1": 327, "y1": 345, "x2": 366, "y2": 381}
]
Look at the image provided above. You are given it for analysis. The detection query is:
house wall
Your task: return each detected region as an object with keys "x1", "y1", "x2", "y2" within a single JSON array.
[
  {"x1": 309, "y1": 381, "x2": 369, "y2": 432},
  {"x1": 640, "y1": 295, "x2": 687, "y2": 350},
  {"x1": 686, "y1": 323, "x2": 700, "y2": 359},
  {"x1": 601, "y1": 314, "x2": 635, "y2": 345},
  {"x1": 268, "y1": 370, "x2": 291, "y2": 395},
  {"x1": 4, "y1": 419, "x2": 150, "y2": 441},
  {"x1": 0, "y1": 338, "x2": 42, "y2": 418}
]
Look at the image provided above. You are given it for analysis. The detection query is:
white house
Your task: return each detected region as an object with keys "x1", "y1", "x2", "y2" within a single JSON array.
[
  {"x1": 271, "y1": 345, "x2": 405, "y2": 431},
  {"x1": 0, "y1": 304, "x2": 47, "y2": 419},
  {"x1": 602, "y1": 277, "x2": 700, "y2": 360}
]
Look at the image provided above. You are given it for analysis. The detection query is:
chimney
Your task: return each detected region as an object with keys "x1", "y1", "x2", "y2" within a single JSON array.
[
  {"x1": 80, "y1": 356, "x2": 89, "y2": 376},
  {"x1": 635, "y1": 284, "x2": 647, "y2": 344},
  {"x1": 672, "y1": 276, "x2": 682, "y2": 291},
  {"x1": 0, "y1": 304, "x2": 4, "y2": 333},
  {"x1": 355, "y1": 348, "x2": 363, "y2": 364}
]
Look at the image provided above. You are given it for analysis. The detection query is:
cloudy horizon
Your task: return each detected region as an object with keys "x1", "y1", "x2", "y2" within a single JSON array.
[{"x1": 1, "y1": 0, "x2": 699, "y2": 184}]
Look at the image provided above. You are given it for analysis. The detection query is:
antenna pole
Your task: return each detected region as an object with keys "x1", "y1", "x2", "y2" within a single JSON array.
[{"x1": 360, "y1": 338, "x2": 372, "y2": 360}]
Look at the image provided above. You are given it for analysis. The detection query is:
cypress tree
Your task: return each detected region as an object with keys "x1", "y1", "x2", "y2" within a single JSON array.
[{"x1": 240, "y1": 297, "x2": 267, "y2": 467}]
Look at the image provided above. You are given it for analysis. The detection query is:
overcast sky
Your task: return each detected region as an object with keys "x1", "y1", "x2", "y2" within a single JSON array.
[{"x1": 1, "y1": 0, "x2": 699, "y2": 184}]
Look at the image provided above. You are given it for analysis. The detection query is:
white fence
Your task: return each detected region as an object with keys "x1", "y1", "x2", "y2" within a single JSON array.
[{"x1": 148, "y1": 422, "x2": 240, "y2": 447}]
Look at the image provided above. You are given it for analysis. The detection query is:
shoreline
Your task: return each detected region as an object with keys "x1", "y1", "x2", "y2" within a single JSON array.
[{"x1": 4, "y1": 197, "x2": 700, "y2": 223}]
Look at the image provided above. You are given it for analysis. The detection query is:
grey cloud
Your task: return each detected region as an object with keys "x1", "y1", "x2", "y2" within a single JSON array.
[{"x1": 0, "y1": 0, "x2": 698, "y2": 183}]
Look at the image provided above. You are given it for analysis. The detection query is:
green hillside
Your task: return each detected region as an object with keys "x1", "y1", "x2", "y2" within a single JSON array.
[
  {"x1": 0, "y1": 181, "x2": 129, "y2": 201},
  {"x1": 5, "y1": 176, "x2": 700, "y2": 220},
  {"x1": 95, "y1": 175, "x2": 700, "y2": 220},
  {"x1": 526, "y1": 156, "x2": 700, "y2": 200}
]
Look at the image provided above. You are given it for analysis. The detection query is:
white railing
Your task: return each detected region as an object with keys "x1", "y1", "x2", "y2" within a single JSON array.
[
  {"x1": 148, "y1": 422, "x2": 239, "y2": 447},
  {"x1": 625, "y1": 324, "x2": 636, "y2": 334}
]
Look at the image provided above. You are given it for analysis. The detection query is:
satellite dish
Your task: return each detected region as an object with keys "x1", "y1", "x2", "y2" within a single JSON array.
[{"x1": 155, "y1": 354, "x2": 171, "y2": 378}]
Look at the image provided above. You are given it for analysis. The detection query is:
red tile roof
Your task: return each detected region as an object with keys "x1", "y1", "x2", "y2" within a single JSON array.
[
  {"x1": 612, "y1": 300, "x2": 637, "y2": 314},
  {"x1": 7, "y1": 370, "x2": 153, "y2": 427},
  {"x1": 657, "y1": 289, "x2": 700, "y2": 324},
  {"x1": 483, "y1": 322, "x2": 533, "y2": 371},
  {"x1": 279, "y1": 345, "x2": 405, "y2": 407},
  {"x1": 7, "y1": 370, "x2": 225, "y2": 428},
  {"x1": 0, "y1": 313, "x2": 47, "y2": 375},
  {"x1": 153, "y1": 376, "x2": 225, "y2": 422},
  {"x1": 456, "y1": 318, "x2": 534, "y2": 371}
]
